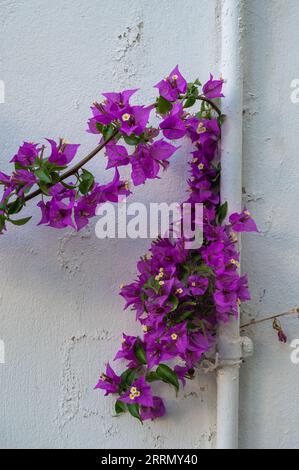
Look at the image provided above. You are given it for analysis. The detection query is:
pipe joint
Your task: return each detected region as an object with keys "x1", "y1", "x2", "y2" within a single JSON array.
[{"x1": 216, "y1": 335, "x2": 254, "y2": 369}]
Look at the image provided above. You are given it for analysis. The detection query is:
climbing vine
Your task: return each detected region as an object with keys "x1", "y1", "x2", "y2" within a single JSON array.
[{"x1": 0, "y1": 66, "x2": 261, "y2": 422}]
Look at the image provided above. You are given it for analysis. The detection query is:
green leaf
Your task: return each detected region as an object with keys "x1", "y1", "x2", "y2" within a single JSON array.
[
  {"x1": 0, "y1": 215, "x2": 6, "y2": 232},
  {"x1": 14, "y1": 162, "x2": 27, "y2": 170},
  {"x1": 168, "y1": 294, "x2": 179, "y2": 312},
  {"x1": 127, "y1": 403, "x2": 142, "y2": 422},
  {"x1": 9, "y1": 216, "x2": 32, "y2": 226},
  {"x1": 156, "y1": 364, "x2": 179, "y2": 393},
  {"x1": 134, "y1": 340, "x2": 147, "y2": 365},
  {"x1": 119, "y1": 368, "x2": 138, "y2": 392},
  {"x1": 61, "y1": 181, "x2": 78, "y2": 190},
  {"x1": 175, "y1": 310, "x2": 194, "y2": 323},
  {"x1": 96, "y1": 122, "x2": 104, "y2": 134},
  {"x1": 38, "y1": 181, "x2": 50, "y2": 195},
  {"x1": 180, "y1": 300, "x2": 197, "y2": 309},
  {"x1": 193, "y1": 264, "x2": 214, "y2": 277},
  {"x1": 49, "y1": 171, "x2": 60, "y2": 185},
  {"x1": 142, "y1": 276, "x2": 160, "y2": 295},
  {"x1": 122, "y1": 134, "x2": 140, "y2": 146},
  {"x1": 79, "y1": 169, "x2": 94, "y2": 195},
  {"x1": 103, "y1": 124, "x2": 117, "y2": 141},
  {"x1": 35, "y1": 168, "x2": 52, "y2": 184},
  {"x1": 115, "y1": 400, "x2": 127, "y2": 414},
  {"x1": 156, "y1": 96, "x2": 173, "y2": 115},
  {"x1": 216, "y1": 201, "x2": 228, "y2": 225},
  {"x1": 217, "y1": 114, "x2": 225, "y2": 127},
  {"x1": 7, "y1": 199, "x2": 24, "y2": 215},
  {"x1": 47, "y1": 163, "x2": 68, "y2": 171},
  {"x1": 183, "y1": 97, "x2": 196, "y2": 109},
  {"x1": 146, "y1": 371, "x2": 159, "y2": 382}
]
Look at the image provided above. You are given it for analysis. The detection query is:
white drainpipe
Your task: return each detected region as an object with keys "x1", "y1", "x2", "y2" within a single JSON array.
[{"x1": 216, "y1": 0, "x2": 245, "y2": 450}]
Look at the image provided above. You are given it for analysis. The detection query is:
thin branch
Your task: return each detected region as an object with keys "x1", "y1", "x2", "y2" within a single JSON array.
[
  {"x1": 241, "y1": 307, "x2": 299, "y2": 329},
  {"x1": 198, "y1": 95, "x2": 222, "y2": 115},
  {"x1": 23, "y1": 128, "x2": 119, "y2": 204}
]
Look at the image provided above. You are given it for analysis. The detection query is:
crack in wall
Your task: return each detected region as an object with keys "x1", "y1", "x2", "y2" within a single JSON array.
[
  {"x1": 57, "y1": 330, "x2": 112, "y2": 433},
  {"x1": 111, "y1": 17, "x2": 145, "y2": 85}
]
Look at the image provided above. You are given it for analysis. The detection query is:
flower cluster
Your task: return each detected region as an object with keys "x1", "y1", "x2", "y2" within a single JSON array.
[
  {"x1": 95, "y1": 67, "x2": 258, "y2": 422},
  {"x1": 0, "y1": 66, "x2": 258, "y2": 423},
  {"x1": 0, "y1": 138, "x2": 131, "y2": 232}
]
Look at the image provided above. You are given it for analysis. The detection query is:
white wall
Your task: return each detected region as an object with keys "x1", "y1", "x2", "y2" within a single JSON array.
[
  {"x1": 240, "y1": 0, "x2": 299, "y2": 449},
  {"x1": 1, "y1": 0, "x2": 299, "y2": 450},
  {"x1": 0, "y1": 0, "x2": 219, "y2": 449}
]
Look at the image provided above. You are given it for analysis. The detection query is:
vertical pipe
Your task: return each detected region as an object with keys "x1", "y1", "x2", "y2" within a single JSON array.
[{"x1": 216, "y1": 0, "x2": 243, "y2": 450}]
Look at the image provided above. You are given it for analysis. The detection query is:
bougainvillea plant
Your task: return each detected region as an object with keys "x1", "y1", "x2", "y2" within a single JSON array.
[{"x1": 0, "y1": 66, "x2": 260, "y2": 422}]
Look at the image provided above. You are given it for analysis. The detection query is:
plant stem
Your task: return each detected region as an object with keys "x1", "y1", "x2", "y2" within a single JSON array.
[
  {"x1": 198, "y1": 95, "x2": 222, "y2": 115},
  {"x1": 240, "y1": 307, "x2": 299, "y2": 329},
  {"x1": 23, "y1": 128, "x2": 119, "y2": 203}
]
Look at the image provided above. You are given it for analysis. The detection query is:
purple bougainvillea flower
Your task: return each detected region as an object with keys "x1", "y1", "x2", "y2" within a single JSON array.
[
  {"x1": 150, "y1": 237, "x2": 188, "y2": 267},
  {"x1": 129, "y1": 139, "x2": 178, "y2": 186},
  {"x1": 114, "y1": 334, "x2": 138, "y2": 365},
  {"x1": 47, "y1": 139, "x2": 80, "y2": 166},
  {"x1": 188, "y1": 275, "x2": 209, "y2": 296},
  {"x1": 278, "y1": 330, "x2": 287, "y2": 343},
  {"x1": 215, "y1": 272, "x2": 239, "y2": 293},
  {"x1": 174, "y1": 365, "x2": 189, "y2": 386},
  {"x1": 272, "y1": 319, "x2": 287, "y2": 344},
  {"x1": 140, "y1": 396, "x2": 166, "y2": 421},
  {"x1": 131, "y1": 144, "x2": 160, "y2": 186},
  {"x1": 120, "y1": 282, "x2": 143, "y2": 314},
  {"x1": 11, "y1": 169, "x2": 37, "y2": 195},
  {"x1": 202, "y1": 74, "x2": 224, "y2": 99},
  {"x1": 161, "y1": 323, "x2": 188, "y2": 355},
  {"x1": 119, "y1": 376, "x2": 154, "y2": 407},
  {"x1": 229, "y1": 208, "x2": 258, "y2": 233},
  {"x1": 202, "y1": 241, "x2": 225, "y2": 270},
  {"x1": 10, "y1": 142, "x2": 40, "y2": 167},
  {"x1": 187, "y1": 118, "x2": 220, "y2": 147},
  {"x1": 87, "y1": 105, "x2": 114, "y2": 132},
  {"x1": 149, "y1": 139, "x2": 178, "y2": 161},
  {"x1": 94, "y1": 363, "x2": 121, "y2": 396},
  {"x1": 0, "y1": 171, "x2": 11, "y2": 186},
  {"x1": 87, "y1": 89, "x2": 139, "y2": 133},
  {"x1": 213, "y1": 290, "x2": 238, "y2": 315},
  {"x1": 74, "y1": 196, "x2": 97, "y2": 231},
  {"x1": 48, "y1": 183, "x2": 76, "y2": 202},
  {"x1": 184, "y1": 331, "x2": 213, "y2": 367},
  {"x1": 47, "y1": 198, "x2": 75, "y2": 229},
  {"x1": 118, "y1": 105, "x2": 153, "y2": 136},
  {"x1": 105, "y1": 143, "x2": 130, "y2": 169},
  {"x1": 37, "y1": 200, "x2": 50, "y2": 225},
  {"x1": 155, "y1": 65, "x2": 187, "y2": 102},
  {"x1": 160, "y1": 103, "x2": 186, "y2": 140},
  {"x1": 237, "y1": 274, "x2": 251, "y2": 302},
  {"x1": 98, "y1": 168, "x2": 131, "y2": 203},
  {"x1": 146, "y1": 339, "x2": 176, "y2": 369},
  {"x1": 102, "y1": 89, "x2": 139, "y2": 109}
]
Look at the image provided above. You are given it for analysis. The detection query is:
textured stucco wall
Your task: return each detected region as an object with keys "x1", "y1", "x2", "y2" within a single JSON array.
[
  {"x1": 0, "y1": 0, "x2": 219, "y2": 449},
  {"x1": 1, "y1": 0, "x2": 299, "y2": 450},
  {"x1": 239, "y1": 0, "x2": 299, "y2": 449}
]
